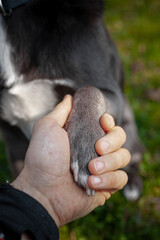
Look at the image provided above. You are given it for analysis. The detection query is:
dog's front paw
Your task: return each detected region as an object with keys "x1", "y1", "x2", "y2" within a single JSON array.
[
  {"x1": 65, "y1": 86, "x2": 105, "y2": 196},
  {"x1": 71, "y1": 160, "x2": 95, "y2": 196},
  {"x1": 123, "y1": 166, "x2": 143, "y2": 201}
]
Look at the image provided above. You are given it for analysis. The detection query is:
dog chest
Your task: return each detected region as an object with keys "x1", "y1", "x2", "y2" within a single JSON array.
[{"x1": 1, "y1": 79, "x2": 57, "y2": 139}]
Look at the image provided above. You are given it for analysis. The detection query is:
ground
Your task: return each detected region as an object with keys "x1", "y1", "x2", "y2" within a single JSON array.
[{"x1": 0, "y1": 0, "x2": 160, "y2": 239}]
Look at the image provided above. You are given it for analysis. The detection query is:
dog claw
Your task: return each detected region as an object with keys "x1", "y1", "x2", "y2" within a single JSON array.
[
  {"x1": 71, "y1": 161, "x2": 79, "y2": 182},
  {"x1": 86, "y1": 188, "x2": 91, "y2": 196},
  {"x1": 91, "y1": 190, "x2": 95, "y2": 196},
  {"x1": 71, "y1": 160, "x2": 96, "y2": 196},
  {"x1": 86, "y1": 188, "x2": 95, "y2": 196}
]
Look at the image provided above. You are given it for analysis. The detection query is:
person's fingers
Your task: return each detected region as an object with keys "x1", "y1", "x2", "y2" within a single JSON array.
[
  {"x1": 88, "y1": 148, "x2": 131, "y2": 175},
  {"x1": 88, "y1": 170, "x2": 128, "y2": 191},
  {"x1": 94, "y1": 191, "x2": 112, "y2": 207},
  {"x1": 100, "y1": 113, "x2": 115, "y2": 132},
  {"x1": 46, "y1": 95, "x2": 72, "y2": 127},
  {"x1": 95, "y1": 126, "x2": 127, "y2": 155}
]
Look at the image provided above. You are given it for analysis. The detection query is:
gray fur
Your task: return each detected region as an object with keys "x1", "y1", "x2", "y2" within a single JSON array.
[
  {"x1": 65, "y1": 87, "x2": 106, "y2": 194},
  {"x1": 0, "y1": 0, "x2": 144, "y2": 199}
]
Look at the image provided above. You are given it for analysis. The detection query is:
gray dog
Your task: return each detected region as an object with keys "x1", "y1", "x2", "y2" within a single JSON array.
[{"x1": 0, "y1": 0, "x2": 143, "y2": 200}]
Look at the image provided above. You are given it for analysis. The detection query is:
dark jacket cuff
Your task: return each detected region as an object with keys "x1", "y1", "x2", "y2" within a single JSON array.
[{"x1": 0, "y1": 183, "x2": 59, "y2": 240}]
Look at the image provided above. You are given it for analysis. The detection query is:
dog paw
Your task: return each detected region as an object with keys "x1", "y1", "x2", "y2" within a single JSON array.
[
  {"x1": 71, "y1": 161, "x2": 95, "y2": 196},
  {"x1": 123, "y1": 171, "x2": 143, "y2": 201},
  {"x1": 65, "y1": 86, "x2": 105, "y2": 195}
]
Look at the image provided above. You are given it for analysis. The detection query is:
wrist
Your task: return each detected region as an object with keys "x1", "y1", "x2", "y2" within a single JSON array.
[{"x1": 11, "y1": 169, "x2": 60, "y2": 227}]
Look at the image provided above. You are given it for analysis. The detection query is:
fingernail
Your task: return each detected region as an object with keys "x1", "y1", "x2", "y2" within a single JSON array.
[
  {"x1": 93, "y1": 177, "x2": 101, "y2": 185},
  {"x1": 101, "y1": 141, "x2": 110, "y2": 153},
  {"x1": 94, "y1": 162, "x2": 104, "y2": 172}
]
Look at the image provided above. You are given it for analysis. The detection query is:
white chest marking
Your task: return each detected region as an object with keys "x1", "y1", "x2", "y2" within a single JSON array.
[
  {"x1": 0, "y1": 15, "x2": 76, "y2": 138},
  {"x1": 1, "y1": 79, "x2": 57, "y2": 139},
  {"x1": 1, "y1": 79, "x2": 75, "y2": 139}
]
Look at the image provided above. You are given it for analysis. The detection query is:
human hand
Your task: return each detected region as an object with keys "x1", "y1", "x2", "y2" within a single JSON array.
[{"x1": 12, "y1": 95, "x2": 130, "y2": 227}]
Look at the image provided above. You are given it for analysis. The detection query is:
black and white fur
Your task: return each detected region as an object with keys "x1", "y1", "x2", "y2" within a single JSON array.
[{"x1": 0, "y1": 0, "x2": 143, "y2": 200}]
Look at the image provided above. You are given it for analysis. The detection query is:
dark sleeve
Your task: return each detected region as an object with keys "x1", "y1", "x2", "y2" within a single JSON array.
[{"x1": 0, "y1": 183, "x2": 59, "y2": 240}]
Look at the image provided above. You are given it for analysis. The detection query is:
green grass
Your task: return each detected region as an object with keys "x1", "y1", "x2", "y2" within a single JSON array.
[
  {"x1": 66, "y1": 0, "x2": 160, "y2": 239},
  {"x1": 0, "y1": 0, "x2": 160, "y2": 239},
  {"x1": 0, "y1": 136, "x2": 12, "y2": 183}
]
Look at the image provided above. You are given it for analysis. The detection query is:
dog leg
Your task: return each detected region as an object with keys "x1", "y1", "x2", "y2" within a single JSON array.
[
  {"x1": 65, "y1": 86, "x2": 106, "y2": 196},
  {"x1": 122, "y1": 98, "x2": 144, "y2": 201}
]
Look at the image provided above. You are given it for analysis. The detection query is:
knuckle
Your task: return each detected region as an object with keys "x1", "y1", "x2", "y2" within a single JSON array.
[
  {"x1": 110, "y1": 171, "x2": 128, "y2": 190},
  {"x1": 108, "y1": 173, "x2": 117, "y2": 187},
  {"x1": 119, "y1": 171, "x2": 128, "y2": 189},
  {"x1": 116, "y1": 126, "x2": 126, "y2": 137},
  {"x1": 120, "y1": 128, "x2": 127, "y2": 141},
  {"x1": 99, "y1": 197, "x2": 106, "y2": 206},
  {"x1": 110, "y1": 155, "x2": 121, "y2": 170},
  {"x1": 115, "y1": 126, "x2": 126, "y2": 141},
  {"x1": 119, "y1": 148, "x2": 131, "y2": 162},
  {"x1": 122, "y1": 148, "x2": 131, "y2": 163},
  {"x1": 110, "y1": 149, "x2": 131, "y2": 170},
  {"x1": 124, "y1": 172, "x2": 128, "y2": 183}
]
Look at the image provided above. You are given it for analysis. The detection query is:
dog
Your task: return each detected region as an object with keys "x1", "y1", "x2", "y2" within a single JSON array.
[{"x1": 0, "y1": 0, "x2": 144, "y2": 200}]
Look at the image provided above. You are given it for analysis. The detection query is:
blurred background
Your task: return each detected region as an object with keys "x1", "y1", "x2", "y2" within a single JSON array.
[{"x1": 0, "y1": 0, "x2": 160, "y2": 239}]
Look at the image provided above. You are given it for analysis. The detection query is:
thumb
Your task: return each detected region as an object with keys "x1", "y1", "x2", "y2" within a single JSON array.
[{"x1": 46, "y1": 95, "x2": 73, "y2": 127}]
